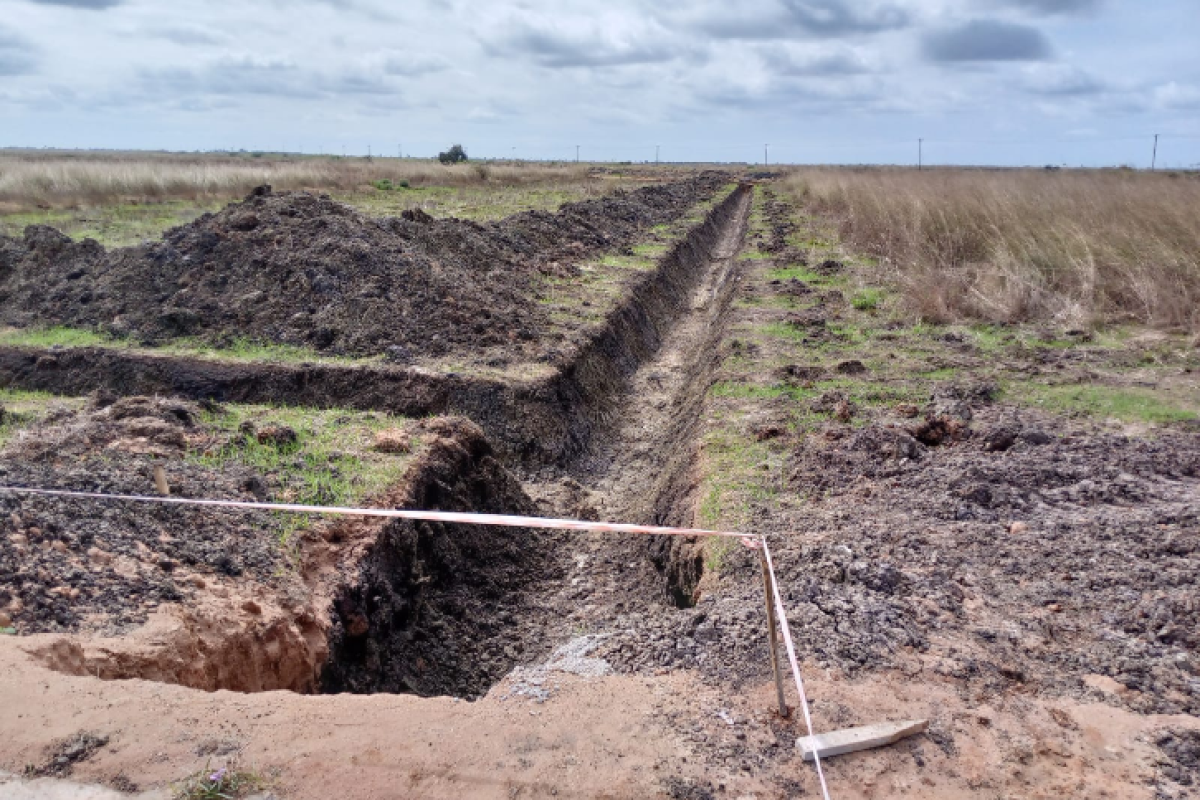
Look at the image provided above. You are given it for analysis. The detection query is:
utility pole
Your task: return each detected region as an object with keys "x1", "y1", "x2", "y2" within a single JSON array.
[
  {"x1": 576, "y1": 144, "x2": 580, "y2": 163},
  {"x1": 1152, "y1": 134, "x2": 1159, "y2": 171},
  {"x1": 764, "y1": 143, "x2": 769, "y2": 166},
  {"x1": 367, "y1": 144, "x2": 371, "y2": 160},
  {"x1": 919, "y1": 138, "x2": 923, "y2": 171},
  {"x1": 398, "y1": 144, "x2": 402, "y2": 159},
  {"x1": 655, "y1": 144, "x2": 660, "y2": 164}
]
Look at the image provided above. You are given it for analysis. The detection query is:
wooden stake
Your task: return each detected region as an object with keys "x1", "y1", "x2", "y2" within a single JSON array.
[{"x1": 759, "y1": 548, "x2": 789, "y2": 718}]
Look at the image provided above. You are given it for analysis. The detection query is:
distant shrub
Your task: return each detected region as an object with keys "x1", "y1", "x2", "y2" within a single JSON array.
[{"x1": 438, "y1": 144, "x2": 468, "y2": 165}]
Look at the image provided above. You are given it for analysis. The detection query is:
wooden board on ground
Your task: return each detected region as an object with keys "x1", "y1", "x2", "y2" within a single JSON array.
[{"x1": 797, "y1": 719, "x2": 929, "y2": 762}]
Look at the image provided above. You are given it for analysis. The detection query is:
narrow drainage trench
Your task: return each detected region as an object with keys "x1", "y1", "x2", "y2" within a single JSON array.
[
  {"x1": 526, "y1": 185, "x2": 753, "y2": 617},
  {"x1": 322, "y1": 185, "x2": 753, "y2": 698}
]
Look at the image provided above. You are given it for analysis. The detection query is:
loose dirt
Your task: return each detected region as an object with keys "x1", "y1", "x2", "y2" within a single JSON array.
[
  {"x1": 0, "y1": 176, "x2": 724, "y2": 362},
  {"x1": 0, "y1": 395, "x2": 292, "y2": 635}
]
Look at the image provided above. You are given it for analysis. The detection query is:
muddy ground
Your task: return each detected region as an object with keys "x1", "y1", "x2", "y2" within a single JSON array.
[
  {"x1": 0, "y1": 175, "x2": 723, "y2": 361},
  {"x1": 1, "y1": 175, "x2": 1198, "y2": 799}
]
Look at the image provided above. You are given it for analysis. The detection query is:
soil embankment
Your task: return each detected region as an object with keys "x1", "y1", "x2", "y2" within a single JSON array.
[{"x1": 0, "y1": 177, "x2": 724, "y2": 362}]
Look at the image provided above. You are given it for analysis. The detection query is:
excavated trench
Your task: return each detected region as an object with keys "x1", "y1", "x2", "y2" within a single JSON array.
[
  {"x1": 13, "y1": 184, "x2": 754, "y2": 700},
  {"x1": 318, "y1": 184, "x2": 754, "y2": 696}
]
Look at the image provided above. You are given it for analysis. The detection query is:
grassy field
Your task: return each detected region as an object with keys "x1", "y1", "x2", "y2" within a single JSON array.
[
  {"x1": 693, "y1": 182, "x2": 1200, "y2": 539},
  {"x1": 784, "y1": 167, "x2": 1200, "y2": 334},
  {"x1": 0, "y1": 150, "x2": 663, "y2": 246}
]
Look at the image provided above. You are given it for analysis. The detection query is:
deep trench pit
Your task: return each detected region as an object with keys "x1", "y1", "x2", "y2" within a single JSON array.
[{"x1": 319, "y1": 512, "x2": 565, "y2": 699}]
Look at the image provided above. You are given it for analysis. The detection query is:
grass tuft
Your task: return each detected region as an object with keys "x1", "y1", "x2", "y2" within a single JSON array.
[
  {"x1": 173, "y1": 764, "x2": 266, "y2": 800},
  {"x1": 1006, "y1": 382, "x2": 1198, "y2": 424}
]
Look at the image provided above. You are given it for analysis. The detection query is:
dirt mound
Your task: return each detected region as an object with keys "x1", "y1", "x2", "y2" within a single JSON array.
[
  {"x1": 0, "y1": 175, "x2": 725, "y2": 360},
  {"x1": 0, "y1": 396, "x2": 290, "y2": 634},
  {"x1": 777, "y1": 406, "x2": 1200, "y2": 714}
]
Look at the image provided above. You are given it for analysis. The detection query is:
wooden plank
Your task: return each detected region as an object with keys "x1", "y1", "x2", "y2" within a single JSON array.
[{"x1": 797, "y1": 719, "x2": 928, "y2": 762}]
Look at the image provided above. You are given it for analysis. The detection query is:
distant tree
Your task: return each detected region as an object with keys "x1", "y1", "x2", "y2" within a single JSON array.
[{"x1": 438, "y1": 144, "x2": 468, "y2": 164}]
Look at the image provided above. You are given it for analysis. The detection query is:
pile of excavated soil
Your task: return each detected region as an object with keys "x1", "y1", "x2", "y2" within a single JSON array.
[
  {"x1": 0, "y1": 395, "x2": 291, "y2": 635},
  {"x1": 0, "y1": 175, "x2": 725, "y2": 360}
]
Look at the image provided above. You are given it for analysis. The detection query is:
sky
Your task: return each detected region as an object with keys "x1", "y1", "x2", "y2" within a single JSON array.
[{"x1": 1, "y1": 0, "x2": 1198, "y2": 167}]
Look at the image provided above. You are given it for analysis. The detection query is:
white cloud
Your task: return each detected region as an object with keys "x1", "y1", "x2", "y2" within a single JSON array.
[{"x1": 1, "y1": 0, "x2": 1196, "y2": 166}]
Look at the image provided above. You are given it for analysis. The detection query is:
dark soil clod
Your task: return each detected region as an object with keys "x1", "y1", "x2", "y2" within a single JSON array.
[{"x1": 24, "y1": 732, "x2": 110, "y2": 778}]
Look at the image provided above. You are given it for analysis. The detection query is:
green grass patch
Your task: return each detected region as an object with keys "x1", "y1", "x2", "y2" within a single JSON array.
[
  {"x1": 369, "y1": 178, "x2": 410, "y2": 191},
  {"x1": 759, "y1": 321, "x2": 808, "y2": 342},
  {"x1": 0, "y1": 326, "x2": 377, "y2": 366},
  {"x1": 696, "y1": 427, "x2": 781, "y2": 532},
  {"x1": 851, "y1": 287, "x2": 885, "y2": 312},
  {"x1": 191, "y1": 404, "x2": 416, "y2": 542},
  {"x1": 710, "y1": 381, "x2": 789, "y2": 400},
  {"x1": 0, "y1": 200, "x2": 224, "y2": 248},
  {"x1": 915, "y1": 366, "x2": 962, "y2": 380},
  {"x1": 768, "y1": 265, "x2": 823, "y2": 283},
  {"x1": 0, "y1": 325, "x2": 120, "y2": 349},
  {"x1": 631, "y1": 242, "x2": 668, "y2": 258},
  {"x1": 161, "y1": 336, "x2": 374, "y2": 365},
  {"x1": 1007, "y1": 382, "x2": 1198, "y2": 424}
]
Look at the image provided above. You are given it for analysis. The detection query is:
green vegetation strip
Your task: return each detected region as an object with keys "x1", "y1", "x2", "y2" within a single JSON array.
[
  {"x1": 0, "y1": 326, "x2": 375, "y2": 366},
  {"x1": 1006, "y1": 383, "x2": 1198, "y2": 424}
]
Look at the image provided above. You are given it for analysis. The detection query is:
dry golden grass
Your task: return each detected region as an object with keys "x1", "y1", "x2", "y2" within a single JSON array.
[
  {"x1": 0, "y1": 150, "x2": 594, "y2": 209},
  {"x1": 784, "y1": 167, "x2": 1200, "y2": 333}
]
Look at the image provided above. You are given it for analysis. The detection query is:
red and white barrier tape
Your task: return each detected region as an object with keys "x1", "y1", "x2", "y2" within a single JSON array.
[
  {"x1": 0, "y1": 484, "x2": 831, "y2": 797},
  {"x1": 0, "y1": 486, "x2": 758, "y2": 543},
  {"x1": 761, "y1": 537, "x2": 832, "y2": 800}
]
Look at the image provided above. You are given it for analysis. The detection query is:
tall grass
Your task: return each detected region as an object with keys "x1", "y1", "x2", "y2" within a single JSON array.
[
  {"x1": 0, "y1": 150, "x2": 593, "y2": 209},
  {"x1": 784, "y1": 167, "x2": 1200, "y2": 333}
]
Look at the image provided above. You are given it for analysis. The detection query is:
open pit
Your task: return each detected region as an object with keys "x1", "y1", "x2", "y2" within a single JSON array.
[{"x1": 0, "y1": 397, "x2": 572, "y2": 700}]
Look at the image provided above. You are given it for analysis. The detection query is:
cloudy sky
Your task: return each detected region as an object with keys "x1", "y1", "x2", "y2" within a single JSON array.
[{"x1": 2, "y1": 0, "x2": 1198, "y2": 166}]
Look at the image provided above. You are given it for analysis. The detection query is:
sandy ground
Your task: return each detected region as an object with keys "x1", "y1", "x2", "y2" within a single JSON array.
[{"x1": 2, "y1": 632, "x2": 1196, "y2": 799}]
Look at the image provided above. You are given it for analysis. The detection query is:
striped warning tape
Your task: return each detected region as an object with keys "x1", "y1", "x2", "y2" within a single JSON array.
[
  {"x1": 762, "y1": 536, "x2": 832, "y2": 799},
  {"x1": 0, "y1": 487, "x2": 757, "y2": 541},
  {"x1": 0, "y1": 484, "x2": 832, "y2": 799}
]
